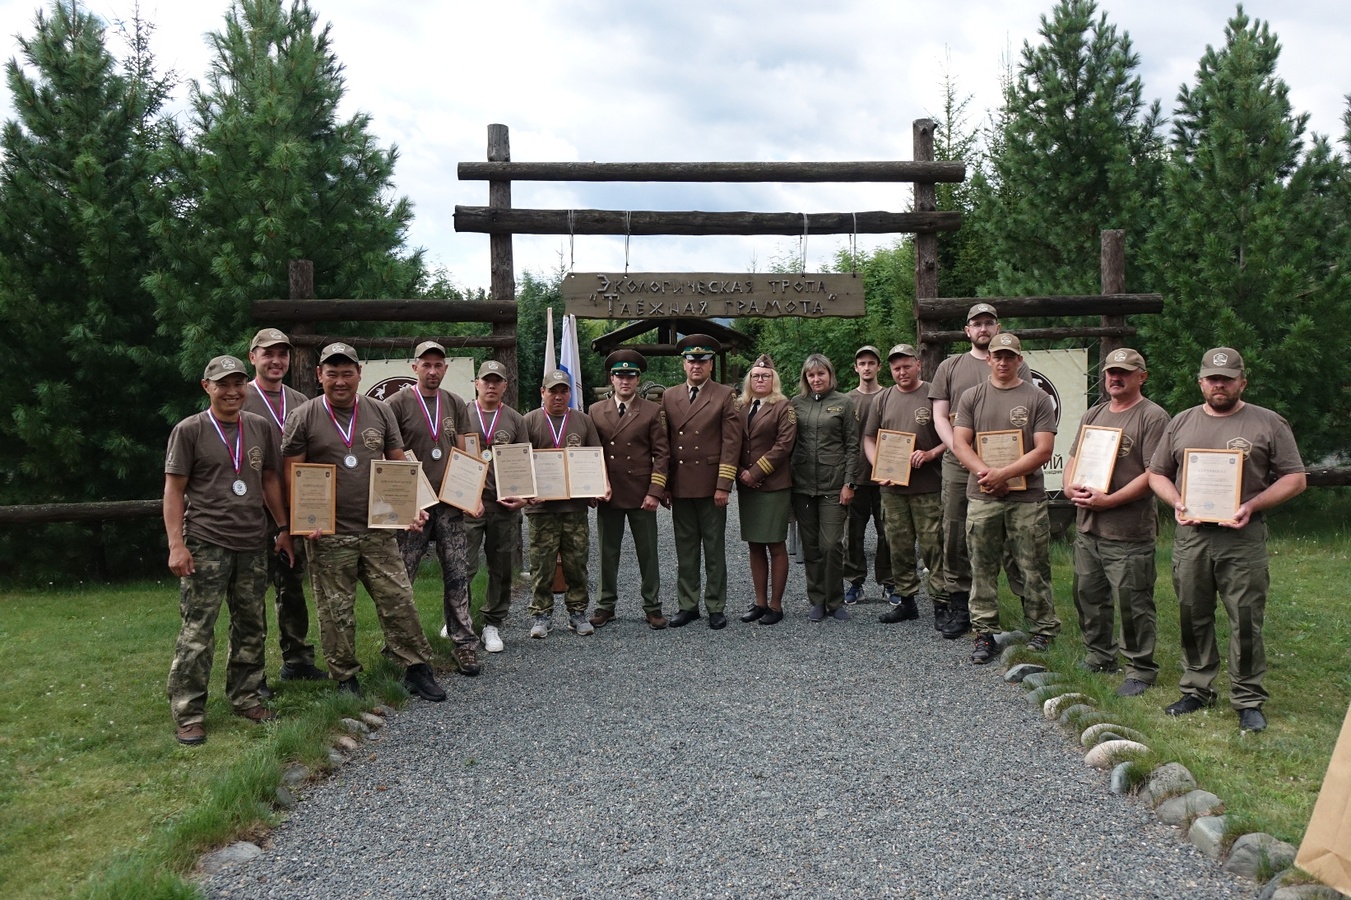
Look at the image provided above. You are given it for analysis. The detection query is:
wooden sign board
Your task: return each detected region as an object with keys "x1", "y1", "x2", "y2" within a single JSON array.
[{"x1": 562, "y1": 272, "x2": 864, "y2": 320}]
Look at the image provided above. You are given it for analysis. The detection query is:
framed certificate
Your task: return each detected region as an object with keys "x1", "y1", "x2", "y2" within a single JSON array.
[
  {"x1": 872, "y1": 430, "x2": 915, "y2": 487},
  {"x1": 1068, "y1": 425, "x2": 1123, "y2": 493},
  {"x1": 289, "y1": 463, "x2": 336, "y2": 535},
  {"x1": 977, "y1": 429, "x2": 1027, "y2": 491},
  {"x1": 565, "y1": 447, "x2": 608, "y2": 498},
  {"x1": 1181, "y1": 448, "x2": 1243, "y2": 523},
  {"x1": 403, "y1": 451, "x2": 441, "y2": 510},
  {"x1": 438, "y1": 448, "x2": 489, "y2": 514},
  {"x1": 463, "y1": 433, "x2": 481, "y2": 459},
  {"x1": 368, "y1": 460, "x2": 421, "y2": 529},
  {"x1": 492, "y1": 442, "x2": 536, "y2": 499},
  {"x1": 532, "y1": 449, "x2": 570, "y2": 501}
]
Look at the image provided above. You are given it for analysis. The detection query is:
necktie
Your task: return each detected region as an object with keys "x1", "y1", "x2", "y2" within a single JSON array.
[
  {"x1": 747, "y1": 399, "x2": 760, "y2": 428},
  {"x1": 689, "y1": 386, "x2": 699, "y2": 403},
  {"x1": 618, "y1": 402, "x2": 626, "y2": 417}
]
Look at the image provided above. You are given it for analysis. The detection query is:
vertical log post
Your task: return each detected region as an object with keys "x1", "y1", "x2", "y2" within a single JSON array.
[
  {"x1": 289, "y1": 260, "x2": 318, "y2": 397},
  {"x1": 1099, "y1": 230, "x2": 1126, "y2": 401},
  {"x1": 488, "y1": 124, "x2": 519, "y2": 409},
  {"x1": 912, "y1": 120, "x2": 943, "y2": 380}
]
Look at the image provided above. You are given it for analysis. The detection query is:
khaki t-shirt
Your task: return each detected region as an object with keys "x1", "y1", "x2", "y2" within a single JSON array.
[
  {"x1": 244, "y1": 381, "x2": 308, "y2": 474},
  {"x1": 1149, "y1": 403, "x2": 1304, "y2": 509},
  {"x1": 954, "y1": 379, "x2": 1058, "y2": 502},
  {"x1": 849, "y1": 387, "x2": 885, "y2": 483},
  {"x1": 165, "y1": 410, "x2": 276, "y2": 552},
  {"x1": 281, "y1": 395, "x2": 402, "y2": 535},
  {"x1": 464, "y1": 401, "x2": 528, "y2": 505},
  {"x1": 929, "y1": 351, "x2": 1032, "y2": 464},
  {"x1": 386, "y1": 386, "x2": 470, "y2": 511},
  {"x1": 1069, "y1": 397, "x2": 1170, "y2": 541},
  {"x1": 522, "y1": 408, "x2": 601, "y2": 515},
  {"x1": 862, "y1": 383, "x2": 943, "y2": 495}
]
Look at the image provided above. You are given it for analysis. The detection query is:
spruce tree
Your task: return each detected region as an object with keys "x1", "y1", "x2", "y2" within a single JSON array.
[
  {"x1": 146, "y1": 0, "x2": 422, "y2": 389},
  {"x1": 1142, "y1": 7, "x2": 1350, "y2": 460},
  {"x1": 976, "y1": 0, "x2": 1163, "y2": 299},
  {"x1": 0, "y1": 2, "x2": 177, "y2": 506}
]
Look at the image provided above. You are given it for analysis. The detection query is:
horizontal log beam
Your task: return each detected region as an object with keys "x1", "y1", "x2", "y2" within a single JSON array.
[
  {"x1": 253, "y1": 299, "x2": 517, "y2": 324},
  {"x1": 916, "y1": 294, "x2": 1163, "y2": 321},
  {"x1": 921, "y1": 325, "x2": 1139, "y2": 345},
  {"x1": 454, "y1": 207, "x2": 961, "y2": 236},
  {"x1": 0, "y1": 499, "x2": 161, "y2": 525},
  {"x1": 458, "y1": 160, "x2": 966, "y2": 184},
  {"x1": 1305, "y1": 466, "x2": 1351, "y2": 487},
  {"x1": 287, "y1": 334, "x2": 516, "y2": 350}
]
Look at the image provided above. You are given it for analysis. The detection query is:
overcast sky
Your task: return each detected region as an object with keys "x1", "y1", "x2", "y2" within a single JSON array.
[{"x1": 2, "y1": 0, "x2": 1348, "y2": 293}]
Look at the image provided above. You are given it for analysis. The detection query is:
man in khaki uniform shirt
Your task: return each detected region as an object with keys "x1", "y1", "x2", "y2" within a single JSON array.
[{"x1": 844, "y1": 345, "x2": 893, "y2": 605}]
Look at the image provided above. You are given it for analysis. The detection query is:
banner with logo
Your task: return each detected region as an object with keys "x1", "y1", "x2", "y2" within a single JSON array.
[
  {"x1": 1023, "y1": 349, "x2": 1088, "y2": 493},
  {"x1": 361, "y1": 357, "x2": 475, "y2": 404}
]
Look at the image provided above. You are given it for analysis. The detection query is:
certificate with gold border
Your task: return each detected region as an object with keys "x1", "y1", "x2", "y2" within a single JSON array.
[
  {"x1": 1068, "y1": 425, "x2": 1123, "y2": 493},
  {"x1": 872, "y1": 430, "x2": 916, "y2": 487},
  {"x1": 289, "y1": 463, "x2": 336, "y2": 535},
  {"x1": 438, "y1": 448, "x2": 489, "y2": 514},
  {"x1": 1181, "y1": 448, "x2": 1242, "y2": 523},
  {"x1": 976, "y1": 429, "x2": 1027, "y2": 492}
]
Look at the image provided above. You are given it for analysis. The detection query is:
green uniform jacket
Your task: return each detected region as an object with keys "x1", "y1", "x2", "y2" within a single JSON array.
[{"x1": 789, "y1": 390, "x2": 858, "y2": 495}]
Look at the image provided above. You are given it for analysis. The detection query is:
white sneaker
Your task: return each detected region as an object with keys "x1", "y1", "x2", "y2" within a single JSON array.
[
  {"x1": 529, "y1": 615, "x2": 551, "y2": 639},
  {"x1": 482, "y1": 624, "x2": 504, "y2": 653},
  {"x1": 439, "y1": 624, "x2": 449, "y2": 639}
]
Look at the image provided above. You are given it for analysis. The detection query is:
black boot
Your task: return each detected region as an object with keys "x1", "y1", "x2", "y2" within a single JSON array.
[
  {"x1": 941, "y1": 591, "x2": 971, "y2": 640},
  {"x1": 932, "y1": 600, "x2": 951, "y2": 631},
  {"x1": 878, "y1": 597, "x2": 913, "y2": 624},
  {"x1": 898, "y1": 594, "x2": 919, "y2": 621}
]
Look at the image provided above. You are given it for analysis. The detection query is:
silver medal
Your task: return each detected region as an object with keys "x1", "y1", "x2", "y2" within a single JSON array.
[
  {"x1": 232, "y1": 479, "x2": 248, "y2": 496},
  {"x1": 430, "y1": 447, "x2": 442, "y2": 460},
  {"x1": 343, "y1": 454, "x2": 358, "y2": 469},
  {"x1": 481, "y1": 449, "x2": 492, "y2": 461}
]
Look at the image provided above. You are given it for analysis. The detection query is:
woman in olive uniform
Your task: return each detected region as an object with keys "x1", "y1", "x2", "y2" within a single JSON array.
[
  {"x1": 736, "y1": 355, "x2": 797, "y2": 626},
  {"x1": 790, "y1": 354, "x2": 858, "y2": 621}
]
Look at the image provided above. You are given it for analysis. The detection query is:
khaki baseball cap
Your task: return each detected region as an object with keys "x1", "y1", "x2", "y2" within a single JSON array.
[
  {"x1": 989, "y1": 333, "x2": 1022, "y2": 354},
  {"x1": 413, "y1": 340, "x2": 446, "y2": 358},
  {"x1": 967, "y1": 302, "x2": 998, "y2": 322},
  {"x1": 854, "y1": 345, "x2": 881, "y2": 361},
  {"x1": 318, "y1": 342, "x2": 359, "y2": 366},
  {"x1": 1199, "y1": 347, "x2": 1244, "y2": 378},
  {"x1": 887, "y1": 343, "x2": 918, "y2": 360},
  {"x1": 1102, "y1": 348, "x2": 1146, "y2": 372},
  {"x1": 477, "y1": 360, "x2": 508, "y2": 380},
  {"x1": 249, "y1": 328, "x2": 291, "y2": 350},
  {"x1": 203, "y1": 355, "x2": 247, "y2": 381},
  {"x1": 543, "y1": 369, "x2": 571, "y2": 389}
]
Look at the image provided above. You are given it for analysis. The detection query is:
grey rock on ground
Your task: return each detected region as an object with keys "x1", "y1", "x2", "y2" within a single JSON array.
[
  {"x1": 201, "y1": 842, "x2": 261, "y2": 875},
  {"x1": 1004, "y1": 663, "x2": 1046, "y2": 683},
  {"x1": 1085, "y1": 739, "x2": 1150, "y2": 770},
  {"x1": 1190, "y1": 816, "x2": 1228, "y2": 860},
  {"x1": 1157, "y1": 790, "x2": 1224, "y2": 826},
  {"x1": 1225, "y1": 832, "x2": 1299, "y2": 880},
  {"x1": 1141, "y1": 762, "x2": 1199, "y2": 807},
  {"x1": 1058, "y1": 703, "x2": 1098, "y2": 727},
  {"x1": 203, "y1": 497, "x2": 1251, "y2": 899},
  {"x1": 1020, "y1": 670, "x2": 1061, "y2": 690},
  {"x1": 995, "y1": 630, "x2": 1028, "y2": 648},
  {"x1": 1109, "y1": 762, "x2": 1134, "y2": 795},
  {"x1": 1273, "y1": 886, "x2": 1347, "y2": 900}
]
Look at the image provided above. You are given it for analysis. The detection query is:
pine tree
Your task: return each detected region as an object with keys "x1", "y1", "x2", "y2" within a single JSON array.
[
  {"x1": 0, "y1": 2, "x2": 178, "y2": 506},
  {"x1": 1141, "y1": 7, "x2": 1350, "y2": 460},
  {"x1": 145, "y1": 0, "x2": 422, "y2": 390},
  {"x1": 976, "y1": 0, "x2": 1163, "y2": 299}
]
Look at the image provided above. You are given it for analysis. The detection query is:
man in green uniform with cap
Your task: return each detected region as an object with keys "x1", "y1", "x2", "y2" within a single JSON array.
[
  {"x1": 661, "y1": 334, "x2": 742, "y2": 630},
  {"x1": 589, "y1": 349, "x2": 670, "y2": 629},
  {"x1": 1148, "y1": 347, "x2": 1305, "y2": 733}
]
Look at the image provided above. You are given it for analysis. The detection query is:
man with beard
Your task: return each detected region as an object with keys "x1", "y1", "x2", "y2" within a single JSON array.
[{"x1": 1148, "y1": 348, "x2": 1305, "y2": 733}]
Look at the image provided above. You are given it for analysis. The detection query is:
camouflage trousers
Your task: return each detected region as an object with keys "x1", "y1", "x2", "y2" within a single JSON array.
[
  {"x1": 267, "y1": 526, "x2": 315, "y2": 669},
  {"x1": 398, "y1": 503, "x2": 477, "y2": 651},
  {"x1": 880, "y1": 491, "x2": 946, "y2": 601},
  {"x1": 939, "y1": 455, "x2": 1027, "y2": 598},
  {"x1": 307, "y1": 532, "x2": 434, "y2": 682},
  {"x1": 166, "y1": 539, "x2": 269, "y2": 728},
  {"x1": 966, "y1": 499, "x2": 1059, "y2": 637},
  {"x1": 843, "y1": 482, "x2": 893, "y2": 589},
  {"x1": 793, "y1": 491, "x2": 848, "y2": 612},
  {"x1": 1172, "y1": 523, "x2": 1270, "y2": 710},
  {"x1": 1074, "y1": 533, "x2": 1158, "y2": 683},
  {"x1": 466, "y1": 504, "x2": 521, "y2": 628},
  {"x1": 526, "y1": 510, "x2": 590, "y2": 617}
]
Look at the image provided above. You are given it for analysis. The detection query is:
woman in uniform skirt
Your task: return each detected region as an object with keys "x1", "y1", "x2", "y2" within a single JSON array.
[
  {"x1": 790, "y1": 353, "x2": 858, "y2": 621},
  {"x1": 736, "y1": 355, "x2": 796, "y2": 626}
]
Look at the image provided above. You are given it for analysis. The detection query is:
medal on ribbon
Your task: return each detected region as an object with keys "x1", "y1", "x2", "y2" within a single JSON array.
[
  {"x1": 324, "y1": 396, "x2": 360, "y2": 468},
  {"x1": 476, "y1": 402, "x2": 500, "y2": 461},
  {"x1": 208, "y1": 413, "x2": 247, "y2": 496}
]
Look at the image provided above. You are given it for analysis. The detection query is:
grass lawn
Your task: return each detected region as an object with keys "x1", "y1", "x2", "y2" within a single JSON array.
[
  {"x1": 1, "y1": 492, "x2": 1346, "y2": 895},
  {"x1": 1011, "y1": 488, "x2": 1351, "y2": 846},
  {"x1": 0, "y1": 566, "x2": 471, "y2": 899}
]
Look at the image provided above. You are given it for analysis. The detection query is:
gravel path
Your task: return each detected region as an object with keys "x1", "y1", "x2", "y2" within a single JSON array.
[{"x1": 206, "y1": 498, "x2": 1252, "y2": 899}]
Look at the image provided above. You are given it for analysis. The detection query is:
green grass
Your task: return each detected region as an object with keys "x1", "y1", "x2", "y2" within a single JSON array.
[
  {"x1": 1005, "y1": 488, "x2": 1351, "y2": 845},
  {"x1": 0, "y1": 566, "x2": 476, "y2": 899}
]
